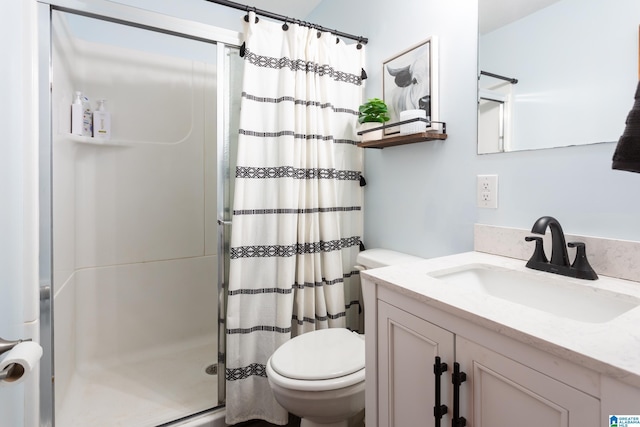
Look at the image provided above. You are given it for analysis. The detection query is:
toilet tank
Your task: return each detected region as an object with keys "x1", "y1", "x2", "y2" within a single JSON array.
[
  {"x1": 356, "y1": 249, "x2": 424, "y2": 308},
  {"x1": 356, "y1": 248, "x2": 423, "y2": 270}
]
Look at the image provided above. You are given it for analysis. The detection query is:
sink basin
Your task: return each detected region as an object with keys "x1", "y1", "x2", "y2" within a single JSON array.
[{"x1": 428, "y1": 264, "x2": 639, "y2": 323}]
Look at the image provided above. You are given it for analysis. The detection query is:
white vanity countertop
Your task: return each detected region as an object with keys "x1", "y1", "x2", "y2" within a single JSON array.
[{"x1": 361, "y1": 251, "x2": 640, "y2": 387}]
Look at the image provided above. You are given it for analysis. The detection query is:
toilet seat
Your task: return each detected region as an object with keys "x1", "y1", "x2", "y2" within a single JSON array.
[
  {"x1": 271, "y1": 328, "x2": 364, "y2": 380},
  {"x1": 267, "y1": 328, "x2": 365, "y2": 391}
]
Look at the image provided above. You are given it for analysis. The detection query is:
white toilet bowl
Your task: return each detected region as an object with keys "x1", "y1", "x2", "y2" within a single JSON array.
[
  {"x1": 266, "y1": 328, "x2": 365, "y2": 427},
  {"x1": 266, "y1": 249, "x2": 423, "y2": 427}
]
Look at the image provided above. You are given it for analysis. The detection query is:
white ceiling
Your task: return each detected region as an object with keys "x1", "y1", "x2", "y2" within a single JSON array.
[
  {"x1": 247, "y1": 0, "x2": 563, "y2": 36},
  {"x1": 479, "y1": 0, "x2": 562, "y2": 34},
  {"x1": 250, "y1": 0, "x2": 323, "y2": 20}
]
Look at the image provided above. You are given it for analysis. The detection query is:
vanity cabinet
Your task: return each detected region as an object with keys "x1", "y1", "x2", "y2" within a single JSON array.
[
  {"x1": 374, "y1": 293, "x2": 600, "y2": 427},
  {"x1": 456, "y1": 337, "x2": 598, "y2": 426},
  {"x1": 377, "y1": 301, "x2": 454, "y2": 426}
]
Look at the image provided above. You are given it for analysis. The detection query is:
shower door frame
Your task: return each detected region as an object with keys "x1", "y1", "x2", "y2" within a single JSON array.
[{"x1": 37, "y1": 1, "x2": 241, "y2": 425}]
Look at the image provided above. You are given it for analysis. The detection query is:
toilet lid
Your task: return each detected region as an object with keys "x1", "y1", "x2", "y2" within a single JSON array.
[{"x1": 270, "y1": 329, "x2": 365, "y2": 380}]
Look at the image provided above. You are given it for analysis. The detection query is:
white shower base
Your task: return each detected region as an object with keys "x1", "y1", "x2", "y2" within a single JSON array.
[
  {"x1": 170, "y1": 409, "x2": 226, "y2": 427},
  {"x1": 56, "y1": 338, "x2": 218, "y2": 427}
]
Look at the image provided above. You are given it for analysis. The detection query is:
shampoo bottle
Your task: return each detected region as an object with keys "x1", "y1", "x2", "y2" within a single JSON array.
[
  {"x1": 93, "y1": 99, "x2": 111, "y2": 140},
  {"x1": 70, "y1": 91, "x2": 83, "y2": 135},
  {"x1": 81, "y1": 95, "x2": 92, "y2": 137}
]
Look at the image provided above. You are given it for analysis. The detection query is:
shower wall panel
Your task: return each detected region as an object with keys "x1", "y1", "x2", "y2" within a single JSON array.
[
  {"x1": 74, "y1": 257, "x2": 217, "y2": 366},
  {"x1": 69, "y1": 45, "x2": 213, "y2": 267}
]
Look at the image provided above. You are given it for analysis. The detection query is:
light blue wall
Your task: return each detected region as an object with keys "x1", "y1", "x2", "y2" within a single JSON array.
[
  {"x1": 0, "y1": 1, "x2": 26, "y2": 328},
  {"x1": 310, "y1": 0, "x2": 479, "y2": 258},
  {"x1": 1, "y1": 1, "x2": 29, "y2": 424},
  {"x1": 310, "y1": 0, "x2": 640, "y2": 258}
]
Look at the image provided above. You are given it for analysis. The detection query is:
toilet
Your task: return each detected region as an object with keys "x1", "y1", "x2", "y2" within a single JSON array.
[{"x1": 266, "y1": 249, "x2": 423, "y2": 427}]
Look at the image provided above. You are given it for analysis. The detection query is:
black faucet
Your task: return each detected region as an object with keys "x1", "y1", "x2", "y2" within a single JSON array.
[{"x1": 525, "y1": 216, "x2": 598, "y2": 280}]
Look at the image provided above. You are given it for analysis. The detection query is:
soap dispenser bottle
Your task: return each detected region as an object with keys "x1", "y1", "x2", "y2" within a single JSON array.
[
  {"x1": 70, "y1": 91, "x2": 83, "y2": 135},
  {"x1": 93, "y1": 99, "x2": 111, "y2": 140}
]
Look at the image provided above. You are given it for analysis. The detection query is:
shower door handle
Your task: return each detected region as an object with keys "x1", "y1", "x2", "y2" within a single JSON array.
[
  {"x1": 217, "y1": 219, "x2": 231, "y2": 257},
  {"x1": 217, "y1": 216, "x2": 231, "y2": 301},
  {"x1": 217, "y1": 217, "x2": 232, "y2": 404}
]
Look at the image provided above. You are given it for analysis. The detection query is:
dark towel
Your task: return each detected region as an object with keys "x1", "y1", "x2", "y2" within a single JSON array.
[{"x1": 612, "y1": 81, "x2": 640, "y2": 173}]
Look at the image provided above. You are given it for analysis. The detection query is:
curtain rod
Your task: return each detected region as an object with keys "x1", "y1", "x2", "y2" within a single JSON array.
[
  {"x1": 203, "y1": 0, "x2": 368, "y2": 45},
  {"x1": 480, "y1": 71, "x2": 518, "y2": 84}
]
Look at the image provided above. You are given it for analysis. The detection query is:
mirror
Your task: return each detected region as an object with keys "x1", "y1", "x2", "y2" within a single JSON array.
[{"x1": 478, "y1": 0, "x2": 640, "y2": 153}]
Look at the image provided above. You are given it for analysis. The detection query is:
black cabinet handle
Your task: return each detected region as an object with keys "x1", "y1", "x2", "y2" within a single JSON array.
[
  {"x1": 452, "y1": 362, "x2": 467, "y2": 427},
  {"x1": 433, "y1": 356, "x2": 448, "y2": 426}
]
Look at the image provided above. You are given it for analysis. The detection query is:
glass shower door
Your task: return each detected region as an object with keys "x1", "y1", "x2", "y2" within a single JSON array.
[{"x1": 48, "y1": 9, "x2": 225, "y2": 427}]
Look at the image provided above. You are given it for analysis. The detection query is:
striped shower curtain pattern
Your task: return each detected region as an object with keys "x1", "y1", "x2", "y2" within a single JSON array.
[{"x1": 225, "y1": 12, "x2": 365, "y2": 425}]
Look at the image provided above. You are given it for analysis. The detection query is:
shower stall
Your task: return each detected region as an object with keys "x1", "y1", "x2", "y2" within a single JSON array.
[{"x1": 38, "y1": 1, "x2": 242, "y2": 426}]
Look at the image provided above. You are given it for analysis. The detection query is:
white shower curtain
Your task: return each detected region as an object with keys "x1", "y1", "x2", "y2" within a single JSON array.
[{"x1": 225, "y1": 12, "x2": 365, "y2": 425}]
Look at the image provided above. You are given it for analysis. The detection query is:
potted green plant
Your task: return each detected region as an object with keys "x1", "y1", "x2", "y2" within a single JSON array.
[{"x1": 358, "y1": 98, "x2": 390, "y2": 141}]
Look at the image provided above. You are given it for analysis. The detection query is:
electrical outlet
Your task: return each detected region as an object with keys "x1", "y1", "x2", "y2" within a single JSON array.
[{"x1": 477, "y1": 175, "x2": 498, "y2": 209}]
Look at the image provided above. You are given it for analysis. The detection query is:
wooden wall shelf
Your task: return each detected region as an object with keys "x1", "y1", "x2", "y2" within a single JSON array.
[{"x1": 357, "y1": 132, "x2": 447, "y2": 149}]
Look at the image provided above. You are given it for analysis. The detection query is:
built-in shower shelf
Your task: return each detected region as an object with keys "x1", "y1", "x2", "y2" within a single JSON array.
[
  {"x1": 67, "y1": 134, "x2": 124, "y2": 146},
  {"x1": 357, "y1": 131, "x2": 448, "y2": 149}
]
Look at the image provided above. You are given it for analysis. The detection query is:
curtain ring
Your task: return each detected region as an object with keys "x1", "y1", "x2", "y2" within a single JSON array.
[
  {"x1": 356, "y1": 37, "x2": 363, "y2": 50},
  {"x1": 243, "y1": 14, "x2": 259, "y2": 23},
  {"x1": 244, "y1": 7, "x2": 258, "y2": 23},
  {"x1": 282, "y1": 21, "x2": 289, "y2": 31}
]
